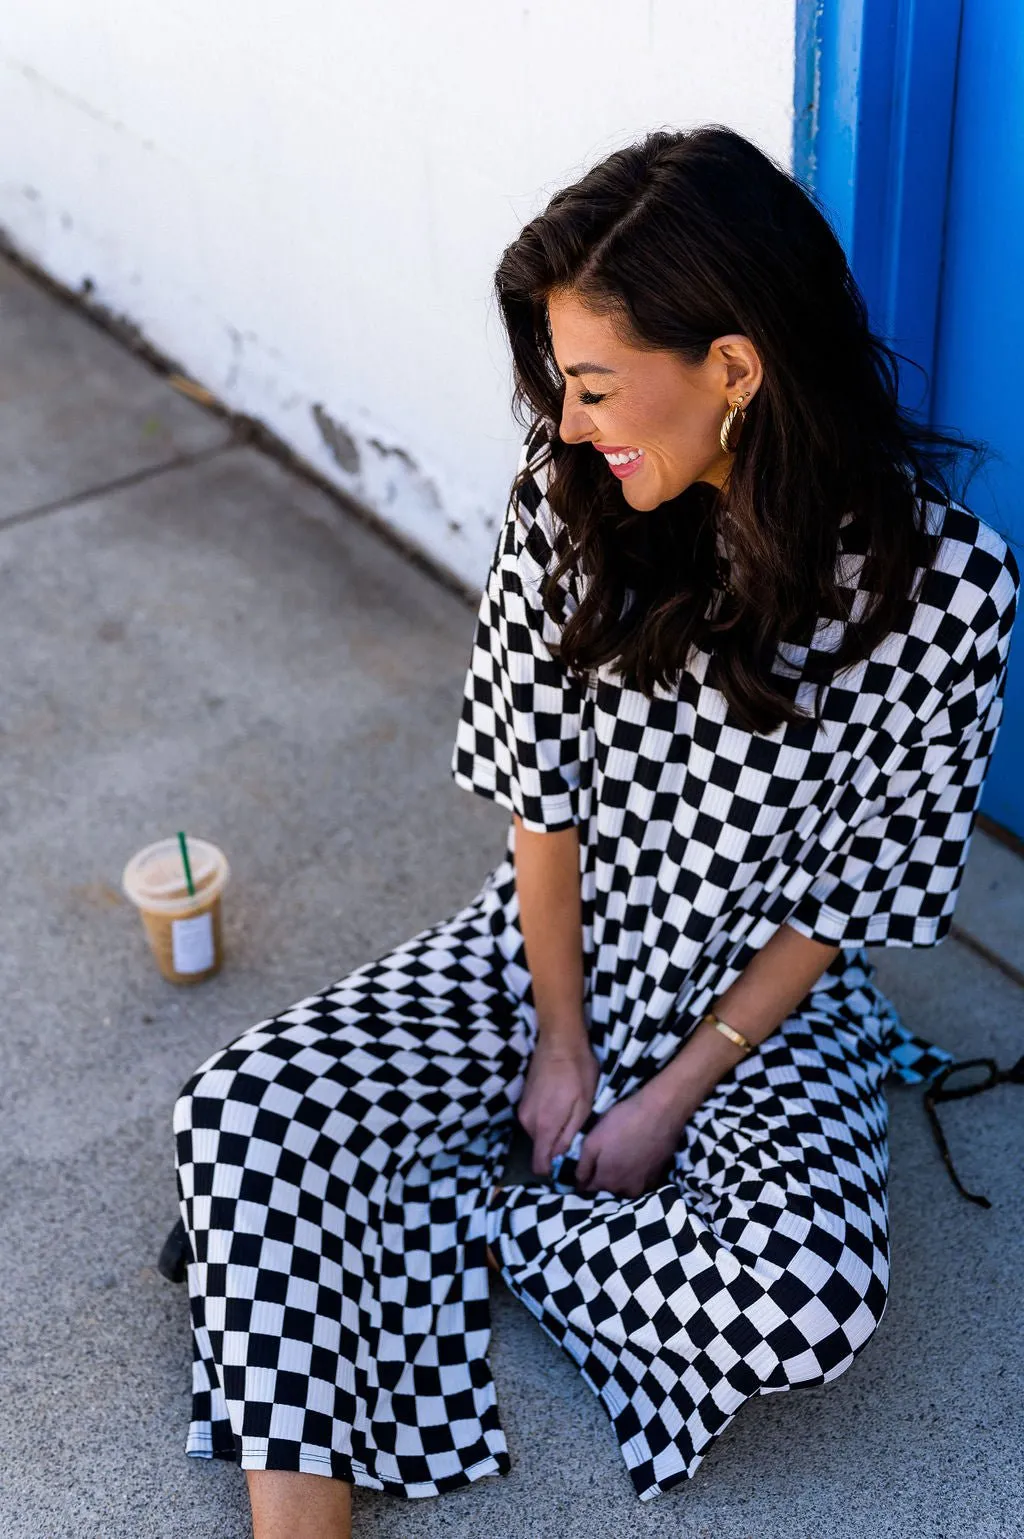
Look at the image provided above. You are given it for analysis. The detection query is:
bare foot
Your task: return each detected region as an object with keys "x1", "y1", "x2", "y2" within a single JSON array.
[{"x1": 246, "y1": 1468, "x2": 352, "y2": 1539}]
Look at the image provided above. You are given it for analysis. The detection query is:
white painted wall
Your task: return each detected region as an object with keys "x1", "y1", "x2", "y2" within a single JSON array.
[{"x1": 0, "y1": 2, "x2": 796, "y2": 586}]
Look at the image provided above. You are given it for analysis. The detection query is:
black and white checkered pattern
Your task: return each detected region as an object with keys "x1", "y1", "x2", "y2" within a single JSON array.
[
  {"x1": 173, "y1": 419, "x2": 1017, "y2": 1502},
  {"x1": 174, "y1": 909, "x2": 526, "y2": 1496},
  {"x1": 487, "y1": 951, "x2": 904, "y2": 1498}
]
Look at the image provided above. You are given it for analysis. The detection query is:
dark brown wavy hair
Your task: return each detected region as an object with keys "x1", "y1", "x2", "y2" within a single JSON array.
[{"x1": 493, "y1": 124, "x2": 987, "y2": 734}]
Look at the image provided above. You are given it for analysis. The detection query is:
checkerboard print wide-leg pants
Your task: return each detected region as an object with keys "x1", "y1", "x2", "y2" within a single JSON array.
[{"x1": 172, "y1": 900, "x2": 892, "y2": 1503}]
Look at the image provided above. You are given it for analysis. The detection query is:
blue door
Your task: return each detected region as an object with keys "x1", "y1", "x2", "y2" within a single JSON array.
[
  {"x1": 796, "y1": 0, "x2": 1024, "y2": 838},
  {"x1": 929, "y1": 3, "x2": 1024, "y2": 835}
]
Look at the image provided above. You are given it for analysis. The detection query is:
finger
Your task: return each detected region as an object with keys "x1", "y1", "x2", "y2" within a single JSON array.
[
  {"x1": 575, "y1": 1132, "x2": 598, "y2": 1189},
  {"x1": 531, "y1": 1118, "x2": 561, "y2": 1176},
  {"x1": 550, "y1": 1099, "x2": 584, "y2": 1160},
  {"x1": 583, "y1": 1149, "x2": 618, "y2": 1195},
  {"x1": 516, "y1": 1103, "x2": 533, "y2": 1137},
  {"x1": 530, "y1": 1133, "x2": 550, "y2": 1177},
  {"x1": 536, "y1": 1098, "x2": 580, "y2": 1174}
]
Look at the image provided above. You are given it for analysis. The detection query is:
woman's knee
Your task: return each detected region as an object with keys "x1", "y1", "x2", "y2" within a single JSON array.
[
  {"x1": 767, "y1": 1230, "x2": 889, "y2": 1388},
  {"x1": 172, "y1": 1030, "x2": 266, "y2": 1151}
]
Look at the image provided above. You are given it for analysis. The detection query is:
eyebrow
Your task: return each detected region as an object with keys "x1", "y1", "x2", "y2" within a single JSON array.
[{"x1": 560, "y1": 361, "x2": 617, "y2": 378}]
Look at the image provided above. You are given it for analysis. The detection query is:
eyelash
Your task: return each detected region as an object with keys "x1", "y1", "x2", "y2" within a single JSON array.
[{"x1": 578, "y1": 390, "x2": 605, "y2": 406}]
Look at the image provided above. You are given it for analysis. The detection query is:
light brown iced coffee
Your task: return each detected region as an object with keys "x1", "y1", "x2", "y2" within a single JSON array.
[{"x1": 122, "y1": 836, "x2": 230, "y2": 984}]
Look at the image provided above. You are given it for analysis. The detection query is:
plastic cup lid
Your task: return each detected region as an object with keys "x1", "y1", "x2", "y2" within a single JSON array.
[{"x1": 122, "y1": 836, "x2": 229, "y2": 914}]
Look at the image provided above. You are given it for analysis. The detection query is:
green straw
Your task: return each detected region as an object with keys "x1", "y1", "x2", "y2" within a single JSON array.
[{"x1": 177, "y1": 830, "x2": 196, "y2": 897}]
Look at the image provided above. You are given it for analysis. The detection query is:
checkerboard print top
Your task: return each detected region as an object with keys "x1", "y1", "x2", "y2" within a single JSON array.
[
  {"x1": 173, "y1": 419, "x2": 1017, "y2": 1505},
  {"x1": 453, "y1": 422, "x2": 1018, "y2": 973}
]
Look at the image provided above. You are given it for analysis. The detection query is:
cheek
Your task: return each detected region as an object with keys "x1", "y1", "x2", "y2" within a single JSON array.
[
  {"x1": 628, "y1": 387, "x2": 699, "y2": 451},
  {"x1": 653, "y1": 400, "x2": 717, "y2": 460}
]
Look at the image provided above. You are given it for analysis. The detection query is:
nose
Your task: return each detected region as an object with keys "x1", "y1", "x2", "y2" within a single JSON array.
[{"x1": 558, "y1": 397, "x2": 595, "y2": 446}]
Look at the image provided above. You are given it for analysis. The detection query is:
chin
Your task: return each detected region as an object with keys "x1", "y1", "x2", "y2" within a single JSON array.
[
  {"x1": 621, "y1": 484, "x2": 663, "y2": 511},
  {"x1": 622, "y1": 470, "x2": 688, "y2": 510}
]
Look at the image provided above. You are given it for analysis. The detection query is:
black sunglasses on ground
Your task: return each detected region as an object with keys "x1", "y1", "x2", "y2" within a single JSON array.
[{"x1": 922, "y1": 1051, "x2": 1024, "y2": 1209}]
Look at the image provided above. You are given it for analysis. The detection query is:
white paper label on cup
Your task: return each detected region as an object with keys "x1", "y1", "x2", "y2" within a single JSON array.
[{"x1": 171, "y1": 911, "x2": 215, "y2": 974}]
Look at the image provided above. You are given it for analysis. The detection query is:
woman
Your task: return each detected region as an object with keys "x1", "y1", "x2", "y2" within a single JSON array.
[{"x1": 172, "y1": 125, "x2": 1019, "y2": 1534}]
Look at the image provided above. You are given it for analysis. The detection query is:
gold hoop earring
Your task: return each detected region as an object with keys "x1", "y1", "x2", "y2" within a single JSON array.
[{"x1": 720, "y1": 392, "x2": 749, "y2": 455}]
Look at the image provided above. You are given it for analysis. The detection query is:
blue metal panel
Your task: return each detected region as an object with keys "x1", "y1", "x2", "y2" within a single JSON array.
[
  {"x1": 794, "y1": 0, "x2": 961, "y2": 418},
  {"x1": 795, "y1": 0, "x2": 866, "y2": 247},
  {"x1": 794, "y1": 0, "x2": 1023, "y2": 837},
  {"x1": 929, "y1": 3, "x2": 1024, "y2": 834},
  {"x1": 870, "y1": 1, "x2": 962, "y2": 419}
]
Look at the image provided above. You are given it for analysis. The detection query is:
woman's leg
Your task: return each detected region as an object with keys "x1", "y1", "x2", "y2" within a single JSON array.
[
  {"x1": 173, "y1": 913, "x2": 529, "y2": 1508},
  {"x1": 242, "y1": 1196, "x2": 507, "y2": 1532},
  {"x1": 248, "y1": 1195, "x2": 505, "y2": 1532},
  {"x1": 245, "y1": 1469, "x2": 352, "y2": 1539},
  {"x1": 485, "y1": 979, "x2": 893, "y2": 1500}
]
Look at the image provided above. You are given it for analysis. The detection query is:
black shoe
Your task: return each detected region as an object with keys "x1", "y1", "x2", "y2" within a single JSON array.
[{"x1": 157, "y1": 1216, "x2": 190, "y2": 1283}]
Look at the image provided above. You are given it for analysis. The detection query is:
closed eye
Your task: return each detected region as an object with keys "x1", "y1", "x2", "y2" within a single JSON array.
[{"x1": 578, "y1": 390, "x2": 605, "y2": 406}]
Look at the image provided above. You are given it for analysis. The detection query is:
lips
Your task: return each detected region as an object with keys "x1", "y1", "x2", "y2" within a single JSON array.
[{"x1": 604, "y1": 452, "x2": 645, "y2": 480}]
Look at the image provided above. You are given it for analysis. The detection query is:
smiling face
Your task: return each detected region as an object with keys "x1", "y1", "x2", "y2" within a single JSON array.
[{"x1": 546, "y1": 288, "x2": 763, "y2": 510}]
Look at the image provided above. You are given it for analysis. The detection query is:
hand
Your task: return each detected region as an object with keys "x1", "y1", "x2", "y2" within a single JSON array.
[
  {"x1": 575, "y1": 1076, "x2": 696, "y2": 1198},
  {"x1": 517, "y1": 1026, "x2": 600, "y2": 1177}
]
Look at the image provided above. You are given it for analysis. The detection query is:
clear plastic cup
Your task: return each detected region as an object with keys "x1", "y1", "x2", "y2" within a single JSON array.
[{"x1": 122, "y1": 836, "x2": 230, "y2": 984}]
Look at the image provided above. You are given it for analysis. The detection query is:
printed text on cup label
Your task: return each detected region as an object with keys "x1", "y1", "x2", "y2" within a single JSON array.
[{"x1": 172, "y1": 912, "x2": 215, "y2": 974}]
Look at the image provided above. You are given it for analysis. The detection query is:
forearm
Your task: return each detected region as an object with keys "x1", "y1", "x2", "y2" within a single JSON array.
[
  {"x1": 512, "y1": 812, "x2": 585, "y2": 1040},
  {"x1": 649, "y1": 923, "x2": 842, "y2": 1120}
]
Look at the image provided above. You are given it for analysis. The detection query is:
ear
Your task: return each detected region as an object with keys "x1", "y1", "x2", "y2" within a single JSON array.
[{"x1": 713, "y1": 335, "x2": 763, "y2": 401}]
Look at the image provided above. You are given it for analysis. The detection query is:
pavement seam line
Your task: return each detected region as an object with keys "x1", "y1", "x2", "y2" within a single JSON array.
[
  {"x1": 0, "y1": 440, "x2": 235, "y2": 533},
  {"x1": 950, "y1": 922, "x2": 1024, "y2": 991}
]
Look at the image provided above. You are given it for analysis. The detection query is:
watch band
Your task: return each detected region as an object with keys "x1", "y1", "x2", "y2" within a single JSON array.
[{"x1": 700, "y1": 1009, "x2": 754, "y2": 1055}]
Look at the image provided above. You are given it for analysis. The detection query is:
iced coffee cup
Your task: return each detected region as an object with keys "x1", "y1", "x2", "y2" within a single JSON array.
[{"x1": 122, "y1": 835, "x2": 230, "y2": 984}]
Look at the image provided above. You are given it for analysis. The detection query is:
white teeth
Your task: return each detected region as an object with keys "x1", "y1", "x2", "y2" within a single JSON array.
[{"x1": 603, "y1": 449, "x2": 643, "y2": 466}]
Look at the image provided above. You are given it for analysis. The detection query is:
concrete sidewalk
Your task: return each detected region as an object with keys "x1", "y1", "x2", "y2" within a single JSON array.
[{"x1": 1, "y1": 250, "x2": 1021, "y2": 1539}]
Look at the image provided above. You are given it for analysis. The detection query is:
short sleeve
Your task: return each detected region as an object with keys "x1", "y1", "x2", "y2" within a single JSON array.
[
  {"x1": 449, "y1": 422, "x2": 585, "y2": 833},
  {"x1": 787, "y1": 536, "x2": 1019, "y2": 948}
]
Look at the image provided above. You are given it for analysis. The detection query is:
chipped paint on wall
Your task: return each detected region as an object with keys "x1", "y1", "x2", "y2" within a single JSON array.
[
  {"x1": 312, "y1": 403, "x2": 361, "y2": 474},
  {"x1": 0, "y1": 1, "x2": 796, "y2": 588}
]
